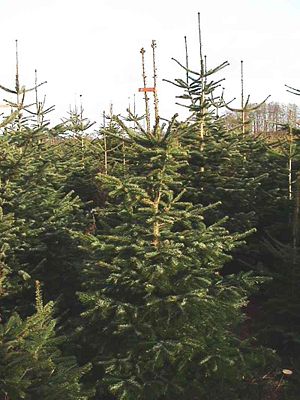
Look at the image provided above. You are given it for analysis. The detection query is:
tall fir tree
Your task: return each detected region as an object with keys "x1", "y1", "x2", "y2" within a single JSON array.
[
  {"x1": 78, "y1": 113, "x2": 276, "y2": 400},
  {"x1": 165, "y1": 32, "x2": 289, "y2": 255}
]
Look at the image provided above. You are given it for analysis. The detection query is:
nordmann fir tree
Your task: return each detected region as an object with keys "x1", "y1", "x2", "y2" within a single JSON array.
[
  {"x1": 253, "y1": 86, "x2": 300, "y2": 399},
  {"x1": 0, "y1": 283, "x2": 91, "y2": 399},
  {"x1": 77, "y1": 101, "x2": 277, "y2": 399},
  {"x1": 165, "y1": 21, "x2": 289, "y2": 277},
  {"x1": 58, "y1": 103, "x2": 106, "y2": 210},
  {"x1": 59, "y1": 102, "x2": 125, "y2": 212},
  {"x1": 0, "y1": 186, "x2": 90, "y2": 399},
  {"x1": 0, "y1": 64, "x2": 92, "y2": 321},
  {"x1": 0, "y1": 46, "x2": 94, "y2": 398}
]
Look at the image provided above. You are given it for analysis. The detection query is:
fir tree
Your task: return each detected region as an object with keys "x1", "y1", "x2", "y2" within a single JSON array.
[
  {"x1": 252, "y1": 95, "x2": 300, "y2": 399},
  {"x1": 78, "y1": 114, "x2": 275, "y2": 400},
  {"x1": 166, "y1": 31, "x2": 288, "y2": 236},
  {"x1": 0, "y1": 107, "x2": 92, "y2": 321},
  {"x1": 0, "y1": 282, "x2": 91, "y2": 400},
  {"x1": 164, "y1": 28, "x2": 292, "y2": 297}
]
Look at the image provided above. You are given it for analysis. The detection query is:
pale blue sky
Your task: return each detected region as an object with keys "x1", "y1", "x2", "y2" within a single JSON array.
[{"x1": 0, "y1": 0, "x2": 299, "y2": 125}]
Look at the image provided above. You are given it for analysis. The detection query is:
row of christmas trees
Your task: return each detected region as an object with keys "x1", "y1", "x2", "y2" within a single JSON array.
[{"x1": 1, "y1": 29, "x2": 300, "y2": 400}]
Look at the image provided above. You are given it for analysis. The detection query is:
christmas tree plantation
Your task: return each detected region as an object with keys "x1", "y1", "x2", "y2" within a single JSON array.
[{"x1": 1, "y1": 26, "x2": 300, "y2": 400}]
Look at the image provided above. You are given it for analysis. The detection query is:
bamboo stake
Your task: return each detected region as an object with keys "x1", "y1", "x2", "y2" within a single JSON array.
[
  {"x1": 184, "y1": 36, "x2": 189, "y2": 85},
  {"x1": 151, "y1": 40, "x2": 159, "y2": 125},
  {"x1": 241, "y1": 60, "x2": 245, "y2": 135},
  {"x1": 34, "y1": 69, "x2": 41, "y2": 127},
  {"x1": 288, "y1": 124, "x2": 293, "y2": 201},
  {"x1": 133, "y1": 93, "x2": 136, "y2": 116},
  {"x1": 140, "y1": 48, "x2": 151, "y2": 134},
  {"x1": 15, "y1": 40, "x2": 22, "y2": 129},
  {"x1": 152, "y1": 196, "x2": 161, "y2": 248},
  {"x1": 108, "y1": 104, "x2": 114, "y2": 171},
  {"x1": 291, "y1": 171, "x2": 300, "y2": 297},
  {"x1": 198, "y1": 12, "x2": 204, "y2": 77},
  {"x1": 102, "y1": 110, "x2": 108, "y2": 174},
  {"x1": 133, "y1": 93, "x2": 137, "y2": 129},
  {"x1": 198, "y1": 13, "x2": 205, "y2": 172},
  {"x1": 293, "y1": 172, "x2": 300, "y2": 255},
  {"x1": 79, "y1": 94, "x2": 85, "y2": 164},
  {"x1": 15, "y1": 40, "x2": 20, "y2": 105},
  {"x1": 225, "y1": 60, "x2": 270, "y2": 134}
]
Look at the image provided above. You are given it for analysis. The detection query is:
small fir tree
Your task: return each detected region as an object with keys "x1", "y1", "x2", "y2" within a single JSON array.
[{"x1": 0, "y1": 282, "x2": 91, "y2": 400}]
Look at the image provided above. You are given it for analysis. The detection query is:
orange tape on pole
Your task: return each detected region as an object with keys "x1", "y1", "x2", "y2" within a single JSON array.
[{"x1": 138, "y1": 88, "x2": 156, "y2": 92}]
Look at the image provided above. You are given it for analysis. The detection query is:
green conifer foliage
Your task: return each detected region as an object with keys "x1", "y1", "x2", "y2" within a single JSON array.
[
  {"x1": 253, "y1": 135, "x2": 300, "y2": 398},
  {"x1": 169, "y1": 54, "x2": 288, "y2": 234},
  {"x1": 0, "y1": 116, "x2": 90, "y2": 319},
  {"x1": 58, "y1": 107, "x2": 103, "y2": 207},
  {"x1": 79, "y1": 118, "x2": 275, "y2": 400},
  {"x1": 59, "y1": 110, "x2": 124, "y2": 210},
  {"x1": 254, "y1": 236, "x2": 300, "y2": 399},
  {"x1": 170, "y1": 41, "x2": 300, "y2": 398},
  {"x1": 166, "y1": 51, "x2": 292, "y2": 290},
  {"x1": 0, "y1": 195, "x2": 90, "y2": 399},
  {"x1": 0, "y1": 282, "x2": 90, "y2": 400}
]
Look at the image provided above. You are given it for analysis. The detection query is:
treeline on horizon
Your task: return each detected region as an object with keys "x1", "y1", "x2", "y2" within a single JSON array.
[{"x1": 0, "y1": 27, "x2": 300, "y2": 400}]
